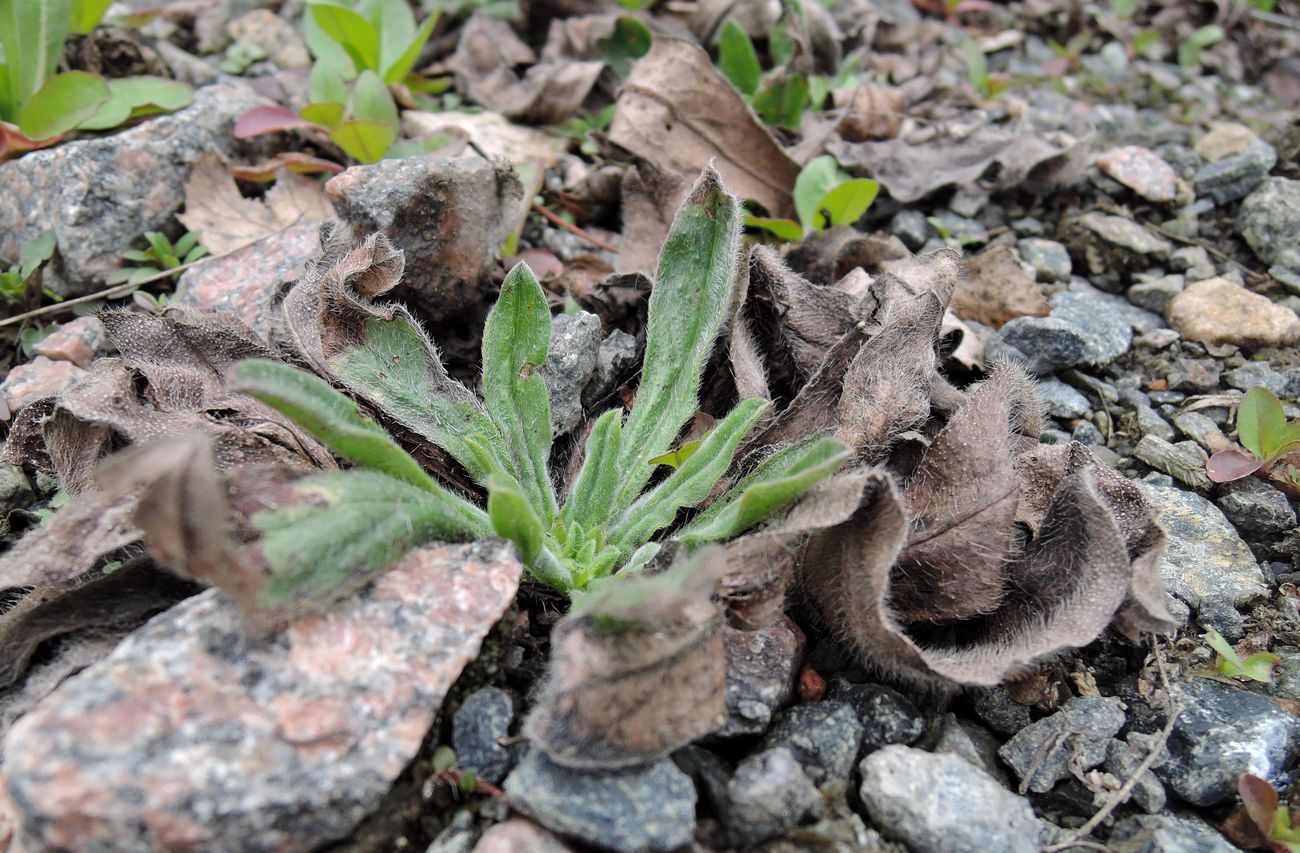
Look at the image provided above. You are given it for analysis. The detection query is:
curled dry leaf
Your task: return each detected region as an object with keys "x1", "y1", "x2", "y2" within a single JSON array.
[
  {"x1": 176, "y1": 152, "x2": 336, "y2": 257},
  {"x1": 609, "y1": 37, "x2": 801, "y2": 218}
]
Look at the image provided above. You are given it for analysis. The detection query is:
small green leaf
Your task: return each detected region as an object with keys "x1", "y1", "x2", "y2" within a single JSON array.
[
  {"x1": 255, "y1": 469, "x2": 488, "y2": 607},
  {"x1": 814, "y1": 178, "x2": 878, "y2": 229},
  {"x1": 648, "y1": 440, "x2": 701, "y2": 469},
  {"x1": 18, "y1": 230, "x2": 55, "y2": 279},
  {"x1": 717, "y1": 20, "x2": 761, "y2": 97},
  {"x1": 610, "y1": 398, "x2": 768, "y2": 554},
  {"x1": 331, "y1": 119, "x2": 397, "y2": 162},
  {"x1": 77, "y1": 76, "x2": 192, "y2": 130},
  {"x1": 173, "y1": 231, "x2": 200, "y2": 257},
  {"x1": 349, "y1": 69, "x2": 399, "y2": 126},
  {"x1": 301, "y1": 100, "x2": 346, "y2": 128},
  {"x1": 309, "y1": 60, "x2": 351, "y2": 106},
  {"x1": 744, "y1": 214, "x2": 803, "y2": 242},
  {"x1": 792, "y1": 155, "x2": 840, "y2": 233},
  {"x1": 1238, "y1": 386, "x2": 1287, "y2": 460},
  {"x1": 230, "y1": 358, "x2": 444, "y2": 494},
  {"x1": 751, "y1": 72, "x2": 808, "y2": 129},
  {"x1": 145, "y1": 231, "x2": 172, "y2": 259},
  {"x1": 560, "y1": 408, "x2": 623, "y2": 529},
  {"x1": 487, "y1": 472, "x2": 544, "y2": 566},
  {"x1": 612, "y1": 166, "x2": 742, "y2": 518},
  {"x1": 307, "y1": 0, "x2": 381, "y2": 72},
  {"x1": 481, "y1": 262, "x2": 557, "y2": 519},
  {"x1": 70, "y1": 0, "x2": 112, "y2": 33},
  {"x1": 600, "y1": 15, "x2": 652, "y2": 79},
  {"x1": 382, "y1": 4, "x2": 438, "y2": 83},
  {"x1": 16, "y1": 71, "x2": 111, "y2": 139}
]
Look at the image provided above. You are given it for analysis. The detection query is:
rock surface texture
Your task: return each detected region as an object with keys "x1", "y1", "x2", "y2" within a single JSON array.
[{"x1": 1, "y1": 542, "x2": 522, "y2": 853}]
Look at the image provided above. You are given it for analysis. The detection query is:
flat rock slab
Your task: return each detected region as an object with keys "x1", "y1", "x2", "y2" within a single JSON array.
[{"x1": 2, "y1": 542, "x2": 521, "y2": 853}]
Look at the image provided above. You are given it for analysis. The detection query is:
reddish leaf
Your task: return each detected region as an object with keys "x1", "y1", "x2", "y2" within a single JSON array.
[
  {"x1": 0, "y1": 121, "x2": 58, "y2": 161},
  {"x1": 1207, "y1": 448, "x2": 1264, "y2": 483},
  {"x1": 233, "y1": 105, "x2": 326, "y2": 140},
  {"x1": 1240, "y1": 773, "x2": 1281, "y2": 837}
]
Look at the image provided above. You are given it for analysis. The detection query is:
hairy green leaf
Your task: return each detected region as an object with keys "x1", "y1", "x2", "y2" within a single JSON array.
[
  {"x1": 561, "y1": 408, "x2": 623, "y2": 528},
  {"x1": 487, "y1": 472, "x2": 543, "y2": 565},
  {"x1": 326, "y1": 317, "x2": 507, "y2": 484},
  {"x1": 16, "y1": 70, "x2": 110, "y2": 139},
  {"x1": 230, "y1": 358, "x2": 441, "y2": 493},
  {"x1": 483, "y1": 262, "x2": 558, "y2": 518},
  {"x1": 256, "y1": 470, "x2": 488, "y2": 607},
  {"x1": 676, "y1": 435, "x2": 848, "y2": 546},
  {"x1": 717, "y1": 20, "x2": 761, "y2": 96},
  {"x1": 611, "y1": 398, "x2": 768, "y2": 553},
  {"x1": 613, "y1": 166, "x2": 742, "y2": 516}
]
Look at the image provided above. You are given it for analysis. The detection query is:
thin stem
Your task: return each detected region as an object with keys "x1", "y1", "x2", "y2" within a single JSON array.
[{"x1": 0, "y1": 256, "x2": 214, "y2": 328}]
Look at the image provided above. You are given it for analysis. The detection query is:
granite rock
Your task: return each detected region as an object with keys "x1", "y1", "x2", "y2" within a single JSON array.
[
  {"x1": 1166, "y1": 278, "x2": 1300, "y2": 348},
  {"x1": 30, "y1": 317, "x2": 106, "y2": 368},
  {"x1": 827, "y1": 680, "x2": 925, "y2": 751},
  {"x1": 1194, "y1": 139, "x2": 1277, "y2": 205},
  {"x1": 0, "y1": 357, "x2": 85, "y2": 414},
  {"x1": 1238, "y1": 177, "x2": 1300, "y2": 280}
]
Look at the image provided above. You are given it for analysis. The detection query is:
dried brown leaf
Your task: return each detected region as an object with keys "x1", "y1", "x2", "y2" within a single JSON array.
[
  {"x1": 609, "y1": 37, "x2": 801, "y2": 218},
  {"x1": 617, "y1": 163, "x2": 689, "y2": 277},
  {"x1": 954, "y1": 246, "x2": 1051, "y2": 328},
  {"x1": 832, "y1": 82, "x2": 907, "y2": 142},
  {"x1": 177, "y1": 153, "x2": 335, "y2": 257}
]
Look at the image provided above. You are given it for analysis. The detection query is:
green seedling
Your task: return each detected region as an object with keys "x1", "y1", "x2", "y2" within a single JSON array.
[
  {"x1": 962, "y1": 39, "x2": 1008, "y2": 99},
  {"x1": 1239, "y1": 774, "x2": 1300, "y2": 853},
  {"x1": 107, "y1": 231, "x2": 208, "y2": 285},
  {"x1": 1206, "y1": 387, "x2": 1300, "y2": 483},
  {"x1": 0, "y1": 230, "x2": 55, "y2": 304},
  {"x1": 229, "y1": 167, "x2": 847, "y2": 605},
  {"x1": 1178, "y1": 24, "x2": 1224, "y2": 68},
  {"x1": 1205, "y1": 627, "x2": 1279, "y2": 683},
  {"x1": 746, "y1": 155, "x2": 879, "y2": 241}
]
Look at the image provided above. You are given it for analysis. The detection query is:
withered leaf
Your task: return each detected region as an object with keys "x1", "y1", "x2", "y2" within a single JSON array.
[
  {"x1": 524, "y1": 556, "x2": 727, "y2": 768},
  {"x1": 609, "y1": 37, "x2": 801, "y2": 218},
  {"x1": 954, "y1": 245, "x2": 1051, "y2": 329},
  {"x1": 177, "y1": 153, "x2": 336, "y2": 257}
]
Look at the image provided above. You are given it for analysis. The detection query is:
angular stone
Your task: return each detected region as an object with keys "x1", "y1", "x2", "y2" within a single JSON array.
[
  {"x1": 1239, "y1": 177, "x2": 1300, "y2": 277},
  {"x1": 326, "y1": 157, "x2": 523, "y2": 321},
  {"x1": 1127, "y1": 274, "x2": 1184, "y2": 314},
  {"x1": 1060, "y1": 212, "x2": 1172, "y2": 291},
  {"x1": 1036, "y1": 378, "x2": 1090, "y2": 419},
  {"x1": 473, "y1": 819, "x2": 574, "y2": 853},
  {"x1": 172, "y1": 220, "x2": 323, "y2": 337},
  {"x1": 0, "y1": 357, "x2": 84, "y2": 414},
  {"x1": 716, "y1": 618, "x2": 803, "y2": 737},
  {"x1": 0, "y1": 84, "x2": 269, "y2": 295},
  {"x1": 859, "y1": 746, "x2": 1038, "y2": 853},
  {"x1": 1017, "y1": 237, "x2": 1072, "y2": 282},
  {"x1": 1049, "y1": 291, "x2": 1133, "y2": 366},
  {"x1": 1136, "y1": 404, "x2": 1175, "y2": 442},
  {"x1": 1132, "y1": 436, "x2": 1211, "y2": 490},
  {"x1": 1166, "y1": 278, "x2": 1300, "y2": 349},
  {"x1": 543, "y1": 311, "x2": 601, "y2": 437},
  {"x1": 1195, "y1": 123, "x2": 1261, "y2": 161},
  {"x1": 1104, "y1": 736, "x2": 1166, "y2": 814},
  {"x1": 889, "y1": 210, "x2": 929, "y2": 251},
  {"x1": 2, "y1": 542, "x2": 522, "y2": 853},
  {"x1": 1153, "y1": 678, "x2": 1300, "y2": 807},
  {"x1": 1194, "y1": 140, "x2": 1277, "y2": 205},
  {"x1": 453, "y1": 687, "x2": 514, "y2": 785},
  {"x1": 1097, "y1": 146, "x2": 1178, "y2": 203},
  {"x1": 1224, "y1": 363, "x2": 1289, "y2": 397},
  {"x1": 1216, "y1": 477, "x2": 1297, "y2": 537},
  {"x1": 827, "y1": 680, "x2": 925, "y2": 751},
  {"x1": 226, "y1": 9, "x2": 311, "y2": 70},
  {"x1": 724, "y1": 747, "x2": 821, "y2": 847},
  {"x1": 30, "y1": 316, "x2": 105, "y2": 368},
  {"x1": 1109, "y1": 813, "x2": 1236, "y2": 853},
  {"x1": 504, "y1": 750, "x2": 695, "y2": 853},
  {"x1": 997, "y1": 697, "x2": 1126, "y2": 793},
  {"x1": 760, "y1": 701, "x2": 863, "y2": 788},
  {"x1": 996, "y1": 317, "x2": 1088, "y2": 376},
  {"x1": 1138, "y1": 482, "x2": 1268, "y2": 608}
]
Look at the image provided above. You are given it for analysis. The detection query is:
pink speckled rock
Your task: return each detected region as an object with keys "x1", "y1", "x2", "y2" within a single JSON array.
[
  {"x1": 30, "y1": 317, "x2": 105, "y2": 368},
  {"x1": 172, "y1": 220, "x2": 324, "y2": 336},
  {"x1": 0, "y1": 358, "x2": 84, "y2": 414},
  {"x1": 2, "y1": 541, "x2": 522, "y2": 853},
  {"x1": 1096, "y1": 146, "x2": 1178, "y2": 203}
]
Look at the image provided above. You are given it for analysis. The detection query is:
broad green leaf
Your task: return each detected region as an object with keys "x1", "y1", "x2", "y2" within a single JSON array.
[
  {"x1": 230, "y1": 358, "x2": 442, "y2": 494},
  {"x1": 18, "y1": 230, "x2": 54, "y2": 279},
  {"x1": 560, "y1": 408, "x2": 623, "y2": 528},
  {"x1": 767, "y1": 22, "x2": 795, "y2": 66},
  {"x1": 0, "y1": 0, "x2": 71, "y2": 115},
  {"x1": 326, "y1": 316, "x2": 505, "y2": 484},
  {"x1": 482, "y1": 262, "x2": 557, "y2": 518},
  {"x1": 792, "y1": 155, "x2": 839, "y2": 233},
  {"x1": 381, "y1": 1, "x2": 438, "y2": 83},
  {"x1": 610, "y1": 398, "x2": 768, "y2": 553},
  {"x1": 744, "y1": 214, "x2": 803, "y2": 242},
  {"x1": 1238, "y1": 386, "x2": 1287, "y2": 460},
  {"x1": 70, "y1": 0, "x2": 111, "y2": 33},
  {"x1": 303, "y1": 14, "x2": 358, "y2": 80},
  {"x1": 612, "y1": 166, "x2": 742, "y2": 517},
  {"x1": 309, "y1": 60, "x2": 351, "y2": 105},
  {"x1": 751, "y1": 72, "x2": 808, "y2": 129},
  {"x1": 331, "y1": 118, "x2": 396, "y2": 162},
  {"x1": 348, "y1": 69, "x2": 399, "y2": 126},
  {"x1": 599, "y1": 15, "x2": 652, "y2": 79},
  {"x1": 717, "y1": 20, "x2": 761, "y2": 97},
  {"x1": 16, "y1": 71, "x2": 110, "y2": 139},
  {"x1": 814, "y1": 178, "x2": 878, "y2": 229},
  {"x1": 255, "y1": 469, "x2": 488, "y2": 607},
  {"x1": 487, "y1": 472, "x2": 543, "y2": 565},
  {"x1": 676, "y1": 435, "x2": 848, "y2": 546},
  {"x1": 76, "y1": 75, "x2": 191, "y2": 130},
  {"x1": 648, "y1": 440, "x2": 701, "y2": 469},
  {"x1": 301, "y1": 100, "x2": 345, "y2": 128},
  {"x1": 307, "y1": 0, "x2": 380, "y2": 72}
]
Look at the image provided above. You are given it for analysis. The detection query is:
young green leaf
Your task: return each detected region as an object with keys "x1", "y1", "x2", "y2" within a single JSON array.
[
  {"x1": 76, "y1": 75, "x2": 192, "y2": 130},
  {"x1": 744, "y1": 214, "x2": 803, "y2": 242},
  {"x1": 18, "y1": 230, "x2": 54, "y2": 279},
  {"x1": 331, "y1": 119, "x2": 397, "y2": 162},
  {"x1": 613, "y1": 166, "x2": 742, "y2": 517},
  {"x1": 16, "y1": 71, "x2": 111, "y2": 139},
  {"x1": 1206, "y1": 627, "x2": 1279, "y2": 683},
  {"x1": 482, "y1": 262, "x2": 558, "y2": 519},
  {"x1": 717, "y1": 20, "x2": 761, "y2": 97},
  {"x1": 325, "y1": 317, "x2": 506, "y2": 484},
  {"x1": 349, "y1": 69, "x2": 399, "y2": 126},
  {"x1": 309, "y1": 60, "x2": 351, "y2": 106},
  {"x1": 255, "y1": 469, "x2": 488, "y2": 607},
  {"x1": 0, "y1": 0, "x2": 71, "y2": 117},
  {"x1": 648, "y1": 440, "x2": 701, "y2": 470},
  {"x1": 610, "y1": 398, "x2": 768, "y2": 553},
  {"x1": 1239, "y1": 386, "x2": 1289, "y2": 461},
  {"x1": 676, "y1": 434, "x2": 849, "y2": 546},
  {"x1": 814, "y1": 178, "x2": 879, "y2": 229},
  {"x1": 230, "y1": 358, "x2": 443, "y2": 494},
  {"x1": 307, "y1": 0, "x2": 381, "y2": 73},
  {"x1": 487, "y1": 472, "x2": 544, "y2": 566},
  {"x1": 751, "y1": 72, "x2": 808, "y2": 129},
  {"x1": 599, "y1": 15, "x2": 652, "y2": 79},
  {"x1": 793, "y1": 156, "x2": 840, "y2": 233},
  {"x1": 70, "y1": 0, "x2": 111, "y2": 33},
  {"x1": 560, "y1": 408, "x2": 623, "y2": 528},
  {"x1": 381, "y1": 2, "x2": 438, "y2": 83}
]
